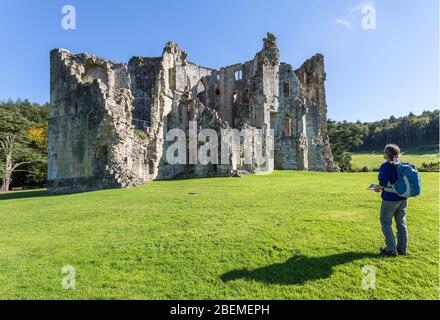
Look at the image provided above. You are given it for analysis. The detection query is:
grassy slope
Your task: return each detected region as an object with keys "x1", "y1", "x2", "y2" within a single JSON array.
[
  {"x1": 0, "y1": 171, "x2": 438, "y2": 300},
  {"x1": 351, "y1": 148, "x2": 439, "y2": 171}
]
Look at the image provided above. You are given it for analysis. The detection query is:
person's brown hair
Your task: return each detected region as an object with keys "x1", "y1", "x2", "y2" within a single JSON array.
[{"x1": 384, "y1": 144, "x2": 400, "y2": 160}]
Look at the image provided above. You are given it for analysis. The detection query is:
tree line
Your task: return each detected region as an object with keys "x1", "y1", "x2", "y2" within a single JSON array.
[
  {"x1": 328, "y1": 109, "x2": 439, "y2": 171},
  {"x1": 0, "y1": 99, "x2": 49, "y2": 191},
  {"x1": 357, "y1": 110, "x2": 439, "y2": 151}
]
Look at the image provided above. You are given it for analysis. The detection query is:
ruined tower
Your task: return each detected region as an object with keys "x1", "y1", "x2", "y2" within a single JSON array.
[{"x1": 48, "y1": 33, "x2": 337, "y2": 194}]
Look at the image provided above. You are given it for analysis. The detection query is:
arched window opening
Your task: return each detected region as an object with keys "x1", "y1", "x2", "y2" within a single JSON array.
[
  {"x1": 234, "y1": 70, "x2": 243, "y2": 81},
  {"x1": 196, "y1": 80, "x2": 206, "y2": 94},
  {"x1": 283, "y1": 81, "x2": 291, "y2": 97},
  {"x1": 168, "y1": 68, "x2": 176, "y2": 89},
  {"x1": 196, "y1": 80, "x2": 206, "y2": 105},
  {"x1": 283, "y1": 116, "x2": 292, "y2": 137},
  {"x1": 243, "y1": 89, "x2": 250, "y2": 104},
  {"x1": 185, "y1": 76, "x2": 191, "y2": 92}
]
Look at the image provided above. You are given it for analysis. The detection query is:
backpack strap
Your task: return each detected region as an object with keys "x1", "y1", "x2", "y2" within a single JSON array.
[
  {"x1": 382, "y1": 161, "x2": 399, "y2": 194},
  {"x1": 383, "y1": 185, "x2": 395, "y2": 193}
]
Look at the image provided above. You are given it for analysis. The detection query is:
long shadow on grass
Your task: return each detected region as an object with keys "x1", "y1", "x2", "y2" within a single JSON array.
[
  {"x1": 0, "y1": 190, "x2": 52, "y2": 200},
  {"x1": 221, "y1": 252, "x2": 378, "y2": 285}
]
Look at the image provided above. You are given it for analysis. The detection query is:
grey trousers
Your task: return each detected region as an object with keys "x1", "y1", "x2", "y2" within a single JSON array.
[{"x1": 380, "y1": 199, "x2": 408, "y2": 254}]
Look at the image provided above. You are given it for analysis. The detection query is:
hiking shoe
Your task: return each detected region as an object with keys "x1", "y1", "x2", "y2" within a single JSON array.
[
  {"x1": 397, "y1": 250, "x2": 407, "y2": 256},
  {"x1": 380, "y1": 248, "x2": 398, "y2": 257}
]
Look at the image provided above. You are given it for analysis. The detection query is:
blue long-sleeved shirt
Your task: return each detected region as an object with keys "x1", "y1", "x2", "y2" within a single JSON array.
[{"x1": 378, "y1": 161, "x2": 406, "y2": 201}]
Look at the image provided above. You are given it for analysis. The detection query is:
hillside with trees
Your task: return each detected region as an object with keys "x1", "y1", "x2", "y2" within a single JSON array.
[
  {"x1": 356, "y1": 110, "x2": 439, "y2": 151},
  {"x1": 328, "y1": 110, "x2": 440, "y2": 171}
]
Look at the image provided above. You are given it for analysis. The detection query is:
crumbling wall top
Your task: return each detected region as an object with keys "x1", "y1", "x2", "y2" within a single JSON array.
[
  {"x1": 259, "y1": 32, "x2": 280, "y2": 66},
  {"x1": 295, "y1": 54, "x2": 326, "y2": 87}
]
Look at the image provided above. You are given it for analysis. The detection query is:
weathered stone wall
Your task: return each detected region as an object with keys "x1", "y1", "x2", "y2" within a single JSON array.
[
  {"x1": 48, "y1": 49, "x2": 149, "y2": 194},
  {"x1": 295, "y1": 54, "x2": 338, "y2": 172},
  {"x1": 48, "y1": 33, "x2": 337, "y2": 194},
  {"x1": 272, "y1": 62, "x2": 303, "y2": 169},
  {"x1": 155, "y1": 42, "x2": 272, "y2": 179}
]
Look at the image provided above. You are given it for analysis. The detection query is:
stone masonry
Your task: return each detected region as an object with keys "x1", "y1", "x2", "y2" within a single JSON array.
[{"x1": 48, "y1": 33, "x2": 338, "y2": 194}]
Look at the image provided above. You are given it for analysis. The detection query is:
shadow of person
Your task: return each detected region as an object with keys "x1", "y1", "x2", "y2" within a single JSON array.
[{"x1": 221, "y1": 252, "x2": 378, "y2": 285}]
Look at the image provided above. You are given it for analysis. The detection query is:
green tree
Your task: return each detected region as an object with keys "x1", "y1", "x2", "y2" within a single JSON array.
[
  {"x1": 0, "y1": 99, "x2": 49, "y2": 190},
  {"x1": 0, "y1": 135, "x2": 31, "y2": 192},
  {"x1": 327, "y1": 120, "x2": 367, "y2": 171}
]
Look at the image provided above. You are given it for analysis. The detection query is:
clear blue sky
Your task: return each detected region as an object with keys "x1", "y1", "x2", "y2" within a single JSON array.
[{"x1": 0, "y1": 0, "x2": 438, "y2": 122}]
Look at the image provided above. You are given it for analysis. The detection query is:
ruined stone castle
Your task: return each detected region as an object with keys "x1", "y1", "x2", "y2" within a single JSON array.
[{"x1": 48, "y1": 33, "x2": 337, "y2": 194}]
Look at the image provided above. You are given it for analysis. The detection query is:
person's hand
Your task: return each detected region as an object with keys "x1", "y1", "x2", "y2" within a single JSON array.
[{"x1": 374, "y1": 185, "x2": 382, "y2": 193}]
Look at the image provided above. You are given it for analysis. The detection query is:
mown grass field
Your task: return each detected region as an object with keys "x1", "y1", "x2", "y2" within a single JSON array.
[
  {"x1": 0, "y1": 171, "x2": 438, "y2": 300},
  {"x1": 351, "y1": 147, "x2": 439, "y2": 171}
]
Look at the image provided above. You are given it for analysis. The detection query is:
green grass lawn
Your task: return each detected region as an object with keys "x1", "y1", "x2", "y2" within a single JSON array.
[
  {"x1": 0, "y1": 171, "x2": 438, "y2": 300},
  {"x1": 351, "y1": 147, "x2": 439, "y2": 171}
]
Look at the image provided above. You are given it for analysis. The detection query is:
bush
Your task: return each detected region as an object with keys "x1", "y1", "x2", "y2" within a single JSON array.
[
  {"x1": 420, "y1": 161, "x2": 440, "y2": 172},
  {"x1": 333, "y1": 151, "x2": 352, "y2": 172}
]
